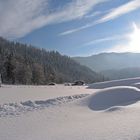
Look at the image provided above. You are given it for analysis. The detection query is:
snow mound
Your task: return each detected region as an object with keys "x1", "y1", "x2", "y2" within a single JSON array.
[
  {"x1": 0, "y1": 94, "x2": 88, "y2": 117},
  {"x1": 79, "y1": 86, "x2": 140, "y2": 111},
  {"x1": 88, "y1": 77, "x2": 140, "y2": 89},
  {"x1": 104, "y1": 106, "x2": 123, "y2": 112},
  {"x1": 131, "y1": 82, "x2": 140, "y2": 89}
]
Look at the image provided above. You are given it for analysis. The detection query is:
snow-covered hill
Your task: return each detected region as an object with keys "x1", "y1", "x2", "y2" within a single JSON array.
[{"x1": 1, "y1": 78, "x2": 140, "y2": 140}]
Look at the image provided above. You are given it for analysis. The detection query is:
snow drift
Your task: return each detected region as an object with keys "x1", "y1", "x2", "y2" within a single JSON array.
[
  {"x1": 88, "y1": 77, "x2": 140, "y2": 89},
  {"x1": 78, "y1": 86, "x2": 140, "y2": 111},
  {"x1": 0, "y1": 94, "x2": 88, "y2": 117}
]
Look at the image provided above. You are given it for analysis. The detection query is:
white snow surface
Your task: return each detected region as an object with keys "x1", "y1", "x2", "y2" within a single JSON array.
[
  {"x1": 1, "y1": 78, "x2": 140, "y2": 140},
  {"x1": 89, "y1": 77, "x2": 140, "y2": 89}
]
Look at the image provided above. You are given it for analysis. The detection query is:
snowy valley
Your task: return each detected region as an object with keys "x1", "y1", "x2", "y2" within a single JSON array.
[{"x1": 1, "y1": 78, "x2": 140, "y2": 140}]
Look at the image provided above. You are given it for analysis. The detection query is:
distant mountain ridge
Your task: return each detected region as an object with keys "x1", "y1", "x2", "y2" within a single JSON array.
[
  {"x1": 73, "y1": 52, "x2": 140, "y2": 71},
  {"x1": 73, "y1": 52, "x2": 140, "y2": 80},
  {"x1": 102, "y1": 67, "x2": 140, "y2": 80},
  {"x1": 0, "y1": 37, "x2": 105, "y2": 84}
]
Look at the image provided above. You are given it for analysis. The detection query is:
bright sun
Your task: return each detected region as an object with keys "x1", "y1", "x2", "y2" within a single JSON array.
[{"x1": 128, "y1": 23, "x2": 140, "y2": 52}]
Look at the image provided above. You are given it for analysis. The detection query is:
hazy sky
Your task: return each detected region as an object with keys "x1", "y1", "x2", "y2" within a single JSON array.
[{"x1": 0, "y1": 0, "x2": 140, "y2": 56}]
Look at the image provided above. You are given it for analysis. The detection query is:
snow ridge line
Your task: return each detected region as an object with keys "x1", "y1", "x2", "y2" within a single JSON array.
[{"x1": 0, "y1": 94, "x2": 88, "y2": 117}]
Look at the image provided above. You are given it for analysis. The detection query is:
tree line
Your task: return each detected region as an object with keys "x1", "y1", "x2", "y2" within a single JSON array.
[{"x1": 0, "y1": 37, "x2": 106, "y2": 85}]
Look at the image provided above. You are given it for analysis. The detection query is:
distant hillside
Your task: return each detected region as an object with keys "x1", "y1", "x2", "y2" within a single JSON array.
[
  {"x1": 73, "y1": 52, "x2": 140, "y2": 80},
  {"x1": 102, "y1": 67, "x2": 140, "y2": 80},
  {"x1": 73, "y1": 52, "x2": 140, "y2": 71},
  {"x1": 0, "y1": 37, "x2": 105, "y2": 84}
]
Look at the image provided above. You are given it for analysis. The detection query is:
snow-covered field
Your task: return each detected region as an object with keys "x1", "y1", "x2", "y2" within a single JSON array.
[{"x1": 1, "y1": 78, "x2": 140, "y2": 140}]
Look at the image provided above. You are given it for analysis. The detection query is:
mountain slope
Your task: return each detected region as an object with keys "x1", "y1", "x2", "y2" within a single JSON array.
[
  {"x1": 73, "y1": 52, "x2": 140, "y2": 71},
  {"x1": 73, "y1": 52, "x2": 140, "y2": 80},
  {"x1": 102, "y1": 67, "x2": 140, "y2": 80},
  {"x1": 0, "y1": 37, "x2": 105, "y2": 84}
]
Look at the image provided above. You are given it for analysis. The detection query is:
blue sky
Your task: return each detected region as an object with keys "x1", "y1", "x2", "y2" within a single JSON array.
[{"x1": 0, "y1": 0, "x2": 140, "y2": 56}]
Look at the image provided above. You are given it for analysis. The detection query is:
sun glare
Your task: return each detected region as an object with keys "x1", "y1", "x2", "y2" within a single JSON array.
[{"x1": 128, "y1": 23, "x2": 140, "y2": 52}]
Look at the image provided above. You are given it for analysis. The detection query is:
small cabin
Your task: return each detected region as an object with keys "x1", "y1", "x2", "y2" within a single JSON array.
[
  {"x1": 72, "y1": 80, "x2": 85, "y2": 86},
  {"x1": 48, "y1": 82, "x2": 56, "y2": 85}
]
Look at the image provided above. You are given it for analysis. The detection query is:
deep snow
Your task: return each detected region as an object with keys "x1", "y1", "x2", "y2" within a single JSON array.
[
  {"x1": 1, "y1": 78, "x2": 140, "y2": 140},
  {"x1": 89, "y1": 77, "x2": 140, "y2": 89}
]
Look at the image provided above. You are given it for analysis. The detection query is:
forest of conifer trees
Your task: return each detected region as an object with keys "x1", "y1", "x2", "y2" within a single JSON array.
[{"x1": 0, "y1": 37, "x2": 105, "y2": 85}]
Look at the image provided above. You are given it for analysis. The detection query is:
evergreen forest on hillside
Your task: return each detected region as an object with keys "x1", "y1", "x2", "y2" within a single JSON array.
[{"x1": 0, "y1": 37, "x2": 105, "y2": 85}]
